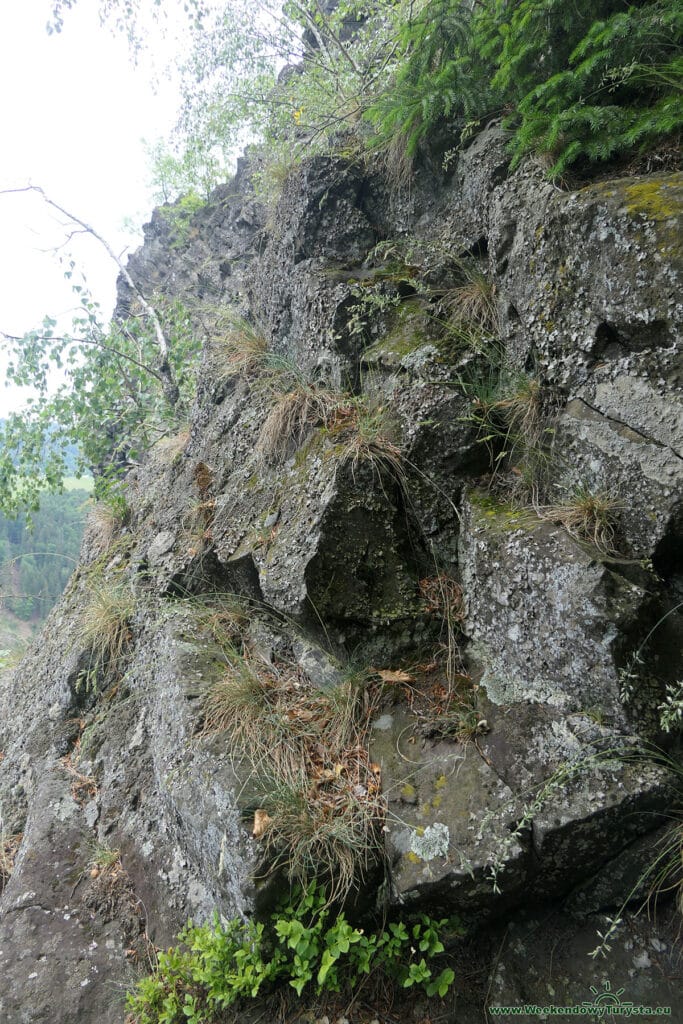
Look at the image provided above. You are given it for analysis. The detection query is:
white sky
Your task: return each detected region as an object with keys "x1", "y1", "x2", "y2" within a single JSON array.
[{"x1": 0, "y1": 1, "x2": 191, "y2": 414}]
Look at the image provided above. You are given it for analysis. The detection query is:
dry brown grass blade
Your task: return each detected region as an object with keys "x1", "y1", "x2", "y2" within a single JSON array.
[
  {"x1": 535, "y1": 488, "x2": 624, "y2": 553},
  {"x1": 200, "y1": 650, "x2": 385, "y2": 902},
  {"x1": 81, "y1": 581, "x2": 134, "y2": 670},
  {"x1": 211, "y1": 314, "x2": 268, "y2": 380},
  {"x1": 256, "y1": 384, "x2": 341, "y2": 464}
]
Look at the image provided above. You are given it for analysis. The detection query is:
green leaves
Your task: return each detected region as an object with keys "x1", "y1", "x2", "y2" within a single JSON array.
[
  {"x1": 0, "y1": 273, "x2": 197, "y2": 518},
  {"x1": 126, "y1": 883, "x2": 458, "y2": 1022},
  {"x1": 362, "y1": 0, "x2": 682, "y2": 177},
  {"x1": 488, "y1": 0, "x2": 683, "y2": 174}
]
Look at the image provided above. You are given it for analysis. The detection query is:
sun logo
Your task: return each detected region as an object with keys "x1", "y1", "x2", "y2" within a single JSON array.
[{"x1": 583, "y1": 979, "x2": 633, "y2": 1015}]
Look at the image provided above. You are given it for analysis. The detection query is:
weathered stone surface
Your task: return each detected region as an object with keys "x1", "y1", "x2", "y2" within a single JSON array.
[
  {"x1": 487, "y1": 906, "x2": 682, "y2": 1018},
  {"x1": 552, "y1": 383, "x2": 683, "y2": 559},
  {"x1": 0, "y1": 775, "x2": 138, "y2": 1024},
  {"x1": 491, "y1": 172, "x2": 683, "y2": 386},
  {"x1": 370, "y1": 707, "x2": 527, "y2": 916},
  {"x1": 371, "y1": 699, "x2": 673, "y2": 925},
  {"x1": 459, "y1": 490, "x2": 646, "y2": 714}
]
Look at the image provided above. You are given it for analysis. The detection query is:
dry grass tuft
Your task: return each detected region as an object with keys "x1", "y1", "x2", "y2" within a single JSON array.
[
  {"x1": 84, "y1": 499, "x2": 127, "y2": 554},
  {"x1": 201, "y1": 653, "x2": 384, "y2": 901},
  {"x1": 379, "y1": 131, "x2": 416, "y2": 190},
  {"x1": 212, "y1": 314, "x2": 268, "y2": 380},
  {"x1": 189, "y1": 593, "x2": 250, "y2": 650},
  {"x1": 325, "y1": 399, "x2": 407, "y2": 495},
  {"x1": 463, "y1": 360, "x2": 552, "y2": 498},
  {"x1": 398, "y1": 663, "x2": 486, "y2": 743},
  {"x1": 261, "y1": 760, "x2": 384, "y2": 904},
  {"x1": 58, "y1": 747, "x2": 98, "y2": 804},
  {"x1": 201, "y1": 648, "x2": 275, "y2": 745},
  {"x1": 80, "y1": 581, "x2": 135, "y2": 686},
  {"x1": 256, "y1": 383, "x2": 341, "y2": 464},
  {"x1": 153, "y1": 426, "x2": 191, "y2": 461},
  {"x1": 441, "y1": 264, "x2": 499, "y2": 336},
  {"x1": 535, "y1": 486, "x2": 623, "y2": 553},
  {"x1": 419, "y1": 574, "x2": 466, "y2": 685},
  {"x1": 88, "y1": 841, "x2": 122, "y2": 876}
]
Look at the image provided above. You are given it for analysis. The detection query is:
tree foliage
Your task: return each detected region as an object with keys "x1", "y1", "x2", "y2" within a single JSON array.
[
  {"x1": 0, "y1": 187, "x2": 197, "y2": 517},
  {"x1": 484, "y1": 0, "x2": 683, "y2": 175},
  {"x1": 47, "y1": 0, "x2": 207, "y2": 56},
  {"x1": 0, "y1": 284, "x2": 196, "y2": 516},
  {"x1": 145, "y1": 0, "x2": 682, "y2": 196}
]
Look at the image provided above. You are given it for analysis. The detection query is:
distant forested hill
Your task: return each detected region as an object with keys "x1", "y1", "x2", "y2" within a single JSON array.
[{"x1": 0, "y1": 489, "x2": 90, "y2": 625}]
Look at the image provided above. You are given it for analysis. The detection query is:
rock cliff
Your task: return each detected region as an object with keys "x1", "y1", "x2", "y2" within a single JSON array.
[{"x1": 1, "y1": 128, "x2": 681, "y2": 1022}]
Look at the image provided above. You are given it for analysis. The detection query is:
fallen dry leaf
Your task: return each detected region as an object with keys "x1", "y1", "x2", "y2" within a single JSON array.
[
  {"x1": 375, "y1": 669, "x2": 414, "y2": 684},
  {"x1": 252, "y1": 809, "x2": 272, "y2": 838},
  {"x1": 285, "y1": 707, "x2": 315, "y2": 721}
]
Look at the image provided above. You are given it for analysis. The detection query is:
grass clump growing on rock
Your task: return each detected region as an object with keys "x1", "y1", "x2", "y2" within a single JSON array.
[
  {"x1": 201, "y1": 652, "x2": 385, "y2": 902},
  {"x1": 211, "y1": 312, "x2": 269, "y2": 381},
  {"x1": 256, "y1": 381, "x2": 341, "y2": 464},
  {"x1": 79, "y1": 580, "x2": 135, "y2": 691},
  {"x1": 258, "y1": 766, "x2": 383, "y2": 905},
  {"x1": 535, "y1": 485, "x2": 623, "y2": 553},
  {"x1": 254, "y1": 357, "x2": 343, "y2": 465},
  {"x1": 324, "y1": 396, "x2": 407, "y2": 496},
  {"x1": 460, "y1": 354, "x2": 554, "y2": 500},
  {"x1": 438, "y1": 260, "x2": 499, "y2": 340}
]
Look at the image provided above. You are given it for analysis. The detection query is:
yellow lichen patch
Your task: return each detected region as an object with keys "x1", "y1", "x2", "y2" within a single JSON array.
[
  {"x1": 431, "y1": 794, "x2": 443, "y2": 809},
  {"x1": 400, "y1": 783, "x2": 416, "y2": 799},
  {"x1": 406, "y1": 851, "x2": 421, "y2": 864},
  {"x1": 622, "y1": 175, "x2": 682, "y2": 224},
  {"x1": 434, "y1": 774, "x2": 447, "y2": 791}
]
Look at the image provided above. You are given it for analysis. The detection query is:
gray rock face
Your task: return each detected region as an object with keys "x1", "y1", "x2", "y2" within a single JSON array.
[
  {"x1": 1, "y1": 127, "x2": 681, "y2": 1021},
  {"x1": 459, "y1": 491, "x2": 645, "y2": 714}
]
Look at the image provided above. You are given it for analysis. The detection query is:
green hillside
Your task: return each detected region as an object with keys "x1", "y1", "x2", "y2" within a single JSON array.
[{"x1": 0, "y1": 489, "x2": 90, "y2": 650}]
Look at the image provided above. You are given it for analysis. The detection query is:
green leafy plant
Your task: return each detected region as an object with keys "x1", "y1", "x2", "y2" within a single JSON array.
[
  {"x1": 126, "y1": 881, "x2": 458, "y2": 1023},
  {"x1": 0, "y1": 189, "x2": 198, "y2": 516},
  {"x1": 587, "y1": 745, "x2": 683, "y2": 958},
  {"x1": 489, "y1": 0, "x2": 683, "y2": 177},
  {"x1": 52, "y1": 0, "x2": 682, "y2": 197},
  {"x1": 364, "y1": 0, "x2": 485, "y2": 170},
  {"x1": 658, "y1": 680, "x2": 683, "y2": 734},
  {"x1": 619, "y1": 600, "x2": 683, "y2": 729}
]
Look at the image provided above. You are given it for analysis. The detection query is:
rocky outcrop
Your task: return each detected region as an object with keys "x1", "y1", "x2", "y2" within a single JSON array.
[{"x1": 1, "y1": 129, "x2": 681, "y2": 1022}]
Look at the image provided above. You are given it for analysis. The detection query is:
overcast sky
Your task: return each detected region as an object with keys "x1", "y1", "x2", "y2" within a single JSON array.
[{"x1": 0, "y1": 2, "x2": 190, "y2": 413}]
